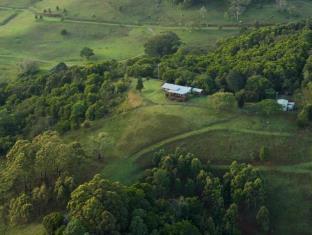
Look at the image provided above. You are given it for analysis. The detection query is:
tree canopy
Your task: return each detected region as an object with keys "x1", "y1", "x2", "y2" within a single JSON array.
[{"x1": 37, "y1": 149, "x2": 270, "y2": 235}]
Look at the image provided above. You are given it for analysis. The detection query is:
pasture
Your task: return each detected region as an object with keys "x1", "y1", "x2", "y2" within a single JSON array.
[{"x1": 63, "y1": 79, "x2": 312, "y2": 235}]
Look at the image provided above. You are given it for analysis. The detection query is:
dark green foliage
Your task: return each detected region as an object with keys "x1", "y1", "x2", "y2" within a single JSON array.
[
  {"x1": 226, "y1": 70, "x2": 246, "y2": 92},
  {"x1": 61, "y1": 29, "x2": 68, "y2": 36},
  {"x1": 256, "y1": 206, "x2": 270, "y2": 232},
  {"x1": 136, "y1": 78, "x2": 144, "y2": 92},
  {"x1": 303, "y1": 55, "x2": 312, "y2": 85},
  {"x1": 144, "y1": 32, "x2": 181, "y2": 57},
  {"x1": 0, "y1": 132, "x2": 86, "y2": 223},
  {"x1": 63, "y1": 218, "x2": 87, "y2": 235},
  {"x1": 210, "y1": 92, "x2": 237, "y2": 111},
  {"x1": 63, "y1": 149, "x2": 267, "y2": 234},
  {"x1": 254, "y1": 99, "x2": 281, "y2": 116},
  {"x1": 235, "y1": 90, "x2": 245, "y2": 108},
  {"x1": 139, "y1": 22, "x2": 310, "y2": 99},
  {"x1": 0, "y1": 61, "x2": 129, "y2": 155},
  {"x1": 42, "y1": 212, "x2": 65, "y2": 235},
  {"x1": 80, "y1": 47, "x2": 94, "y2": 59},
  {"x1": 244, "y1": 76, "x2": 272, "y2": 102},
  {"x1": 259, "y1": 146, "x2": 269, "y2": 161},
  {"x1": 163, "y1": 220, "x2": 201, "y2": 235},
  {"x1": 297, "y1": 104, "x2": 312, "y2": 127},
  {"x1": 8, "y1": 193, "x2": 33, "y2": 225}
]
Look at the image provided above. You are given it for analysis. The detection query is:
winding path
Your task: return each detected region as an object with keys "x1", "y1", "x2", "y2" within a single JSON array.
[{"x1": 128, "y1": 120, "x2": 292, "y2": 161}]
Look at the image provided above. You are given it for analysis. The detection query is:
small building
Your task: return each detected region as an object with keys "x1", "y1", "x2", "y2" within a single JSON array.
[
  {"x1": 277, "y1": 99, "x2": 295, "y2": 111},
  {"x1": 161, "y1": 83, "x2": 203, "y2": 101}
]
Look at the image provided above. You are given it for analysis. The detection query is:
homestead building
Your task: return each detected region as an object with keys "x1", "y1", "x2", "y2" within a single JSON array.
[{"x1": 161, "y1": 83, "x2": 203, "y2": 101}]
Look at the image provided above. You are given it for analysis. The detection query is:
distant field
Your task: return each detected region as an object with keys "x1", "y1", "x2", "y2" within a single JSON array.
[
  {"x1": 32, "y1": 0, "x2": 312, "y2": 25},
  {"x1": 0, "y1": 0, "x2": 35, "y2": 8},
  {"x1": 0, "y1": 0, "x2": 311, "y2": 81},
  {"x1": 0, "y1": 7, "x2": 238, "y2": 81}
]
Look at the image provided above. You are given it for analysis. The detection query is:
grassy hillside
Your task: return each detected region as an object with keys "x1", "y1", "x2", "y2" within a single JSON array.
[
  {"x1": 2, "y1": 78, "x2": 311, "y2": 234},
  {"x1": 62, "y1": 79, "x2": 312, "y2": 235}
]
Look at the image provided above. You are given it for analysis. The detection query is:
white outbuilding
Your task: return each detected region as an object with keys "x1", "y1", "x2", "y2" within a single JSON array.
[{"x1": 277, "y1": 99, "x2": 295, "y2": 111}]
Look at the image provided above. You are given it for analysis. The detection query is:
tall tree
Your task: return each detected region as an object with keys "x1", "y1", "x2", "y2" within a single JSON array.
[
  {"x1": 256, "y1": 206, "x2": 270, "y2": 233},
  {"x1": 80, "y1": 47, "x2": 95, "y2": 60},
  {"x1": 136, "y1": 78, "x2": 144, "y2": 92},
  {"x1": 144, "y1": 32, "x2": 181, "y2": 57}
]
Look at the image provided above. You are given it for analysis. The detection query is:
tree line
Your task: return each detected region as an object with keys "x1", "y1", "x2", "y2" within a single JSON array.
[{"x1": 167, "y1": 0, "x2": 295, "y2": 21}]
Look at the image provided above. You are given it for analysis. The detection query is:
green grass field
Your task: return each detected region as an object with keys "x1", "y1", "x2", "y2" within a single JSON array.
[{"x1": 0, "y1": 7, "x2": 238, "y2": 81}]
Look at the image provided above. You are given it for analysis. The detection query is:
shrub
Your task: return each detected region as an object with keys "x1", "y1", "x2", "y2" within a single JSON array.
[
  {"x1": 254, "y1": 99, "x2": 281, "y2": 116},
  {"x1": 209, "y1": 92, "x2": 236, "y2": 112},
  {"x1": 42, "y1": 212, "x2": 64, "y2": 235},
  {"x1": 259, "y1": 146, "x2": 269, "y2": 161},
  {"x1": 61, "y1": 29, "x2": 68, "y2": 35},
  {"x1": 256, "y1": 206, "x2": 270, "y2": 232},
  {"x1": 297, "y1": 104, "x2": 312, "y2": 127},
  {"x1": 18, "y1": 60, "x2": 39, "y2": 76}
]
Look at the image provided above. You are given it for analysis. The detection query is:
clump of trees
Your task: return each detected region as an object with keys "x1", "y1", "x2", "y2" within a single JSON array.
[
  {"x1": 144, "y1": 32, "x2": 181, "y2": 57},
  {"x1": 40, "y1": 149, "x2": 269, "y2": 234},
  {"x1": 0, "y1": 131, "x2": 86, "y2": 224},
  {"x1": 80, "y1": 47, "x2": 95, "y2": 60}
]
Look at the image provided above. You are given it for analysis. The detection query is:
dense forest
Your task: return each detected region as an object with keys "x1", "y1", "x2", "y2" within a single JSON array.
[
  {"x1": 37, "y1": 149, "x2": 268, "y2": 235},
  {"x1": 0, "y1": 61, "x2": 129, "y2": 155},
  {"x1": 130, "y1": 21, "x2": 312, "y2": 96}
]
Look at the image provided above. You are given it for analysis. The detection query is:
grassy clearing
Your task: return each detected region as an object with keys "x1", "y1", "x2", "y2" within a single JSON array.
[
  {"x1": 64, "y1": 79, "x2": 311, "y2": 180},
  {"x1": 139, "y1": 129, "x2": 312, "y2": 165},
  {"x1": 0, "y1": 9, "x2": 16, "y2": 23},
  {"x1": 263, "y1": 171, "x2": 312, "y2": 235},
  {"x1": 1, "y1": 223, "x2": 45, "y2": 235}
]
